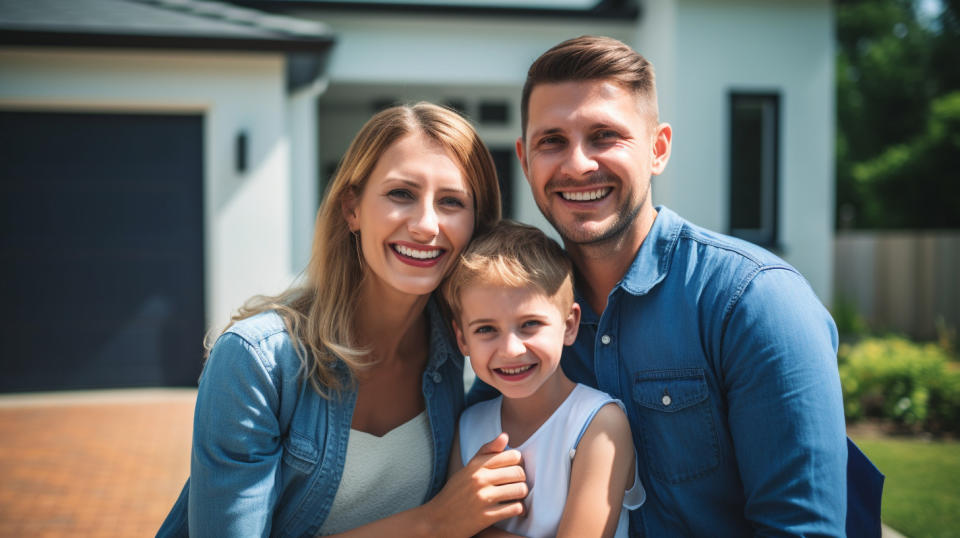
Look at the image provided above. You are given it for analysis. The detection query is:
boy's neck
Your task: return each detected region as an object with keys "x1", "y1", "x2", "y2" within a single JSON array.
[{"x1": 500, "y1": 372, "x2": 576, "y2": 447}]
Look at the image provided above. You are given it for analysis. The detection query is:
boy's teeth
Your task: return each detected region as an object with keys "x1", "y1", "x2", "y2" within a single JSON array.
[
  {"x1": 499, "y1": 364, "x2": 533, "y2": 375},
  {"x1": 396, "y1": 244, "x2": 441, "y2": 259},
  {"x1": 561, "y1": 188, "x2": 610, "y2": 201}
]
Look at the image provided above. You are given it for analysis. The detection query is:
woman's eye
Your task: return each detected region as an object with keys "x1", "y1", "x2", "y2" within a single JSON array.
[
  {"x1": 474, "y1": 325, "x2": 495, "y2": 335},
  {"x1": 387, "y1": 189, "x2": 414, "y2": 200},
  {"x1": 440, "y1": 196, "x2": 466, "y2": 208}
]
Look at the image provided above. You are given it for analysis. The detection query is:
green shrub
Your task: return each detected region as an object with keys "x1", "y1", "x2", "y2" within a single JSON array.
[{"x1": 838, "y1": 335, "x2": 960, "y2": 434}]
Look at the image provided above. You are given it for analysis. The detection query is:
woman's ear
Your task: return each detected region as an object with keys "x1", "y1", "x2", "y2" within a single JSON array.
[
  {"x1": 563, "y1": 302, "x2": 581, "y2": 346},
  {"x1": 341, "y1": 191, "x2": 360, "y2": 232}
]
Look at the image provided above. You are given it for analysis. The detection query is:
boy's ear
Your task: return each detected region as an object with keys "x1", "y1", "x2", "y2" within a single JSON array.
[
  {"x1": 452, "y1": 320, "x2": 470, "y2": 356},
  {"x1": 563, "y1": 303, "x2": 581, "y2": 346}
]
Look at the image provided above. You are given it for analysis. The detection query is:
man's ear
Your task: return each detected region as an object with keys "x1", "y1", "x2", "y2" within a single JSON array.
[
  {"x1": 651, "y1": 123, "x2": 673, "y2": 176},
  {"x1": 452, "y1": 320, "x2": 470, "y2": 357},
  {"x1": 515, "y1": 136, "x2": 530, "y2": 181},
  {"x1": 341, "y1": 190, "x2": 360, "y2": 232},
  {"x1": 563, "y1": 303, "x2": 581, "y2": 346}
]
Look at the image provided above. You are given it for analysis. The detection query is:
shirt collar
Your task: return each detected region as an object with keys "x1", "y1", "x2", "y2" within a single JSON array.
[{"x1": 574, "y1": 205, "x2": 683, "y2": 323}]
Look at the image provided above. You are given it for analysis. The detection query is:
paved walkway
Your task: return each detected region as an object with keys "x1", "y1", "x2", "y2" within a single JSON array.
[{"x1": 0, "y1": 389, "x2": 195, "y2": 537}]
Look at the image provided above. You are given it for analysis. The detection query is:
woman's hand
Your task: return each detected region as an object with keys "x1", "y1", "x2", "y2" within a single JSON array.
[{"x1": 424, "y1": 432, "x2": 527, "y2": 536}]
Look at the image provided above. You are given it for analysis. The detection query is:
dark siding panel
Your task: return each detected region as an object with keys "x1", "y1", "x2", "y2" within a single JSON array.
[{"x1": 0, "y1": 110, "x2": 204, "y2": 391}]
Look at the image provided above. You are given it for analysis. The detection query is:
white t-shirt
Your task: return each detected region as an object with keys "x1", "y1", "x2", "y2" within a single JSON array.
[{"x1": 459, "y1": 384, "x2": 645, "y2": 538}]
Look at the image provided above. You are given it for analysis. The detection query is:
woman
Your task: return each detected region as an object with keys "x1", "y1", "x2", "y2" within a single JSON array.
[{"x1": 158, "y1": 103, "x2": 527, "y2": 537}]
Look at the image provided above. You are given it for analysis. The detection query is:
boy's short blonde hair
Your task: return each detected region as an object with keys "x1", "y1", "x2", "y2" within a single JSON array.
[{"x1": 443, "y1": 220, "x2": 574, "y2": 320}]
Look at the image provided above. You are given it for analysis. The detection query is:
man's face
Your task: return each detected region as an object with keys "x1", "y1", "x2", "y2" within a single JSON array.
[{"x1": 517, "y1": 80, "x2": 671, "y2": 247}]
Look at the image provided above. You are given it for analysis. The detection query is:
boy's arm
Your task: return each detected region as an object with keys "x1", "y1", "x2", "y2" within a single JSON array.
[{"x1": 557, "y1": 402, "x2": 635, "y2": 538}]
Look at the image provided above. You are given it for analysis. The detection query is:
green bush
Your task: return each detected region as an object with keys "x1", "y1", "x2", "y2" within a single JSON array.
[{"x1": 839, "y1": 335, "x2": 960, "y2": 434}]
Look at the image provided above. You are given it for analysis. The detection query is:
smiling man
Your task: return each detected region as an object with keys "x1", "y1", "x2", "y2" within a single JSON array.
[{"x1": 471, "y1": 36, "x2": 856, "y2": 536}]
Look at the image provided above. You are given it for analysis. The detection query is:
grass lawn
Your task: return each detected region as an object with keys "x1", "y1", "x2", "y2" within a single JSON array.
[{"x1": 851, "y1": 435, "x2": 960, "y2": 538}]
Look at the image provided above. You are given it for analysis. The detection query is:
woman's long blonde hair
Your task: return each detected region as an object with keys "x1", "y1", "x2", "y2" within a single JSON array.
[{"x1": 215, "y1": 103, "x2": 501, "y2": 397}]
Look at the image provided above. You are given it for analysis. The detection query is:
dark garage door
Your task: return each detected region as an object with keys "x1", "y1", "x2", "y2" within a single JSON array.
[{"x1": 0, "y1": 110, "x2": 204, "y2": 391}]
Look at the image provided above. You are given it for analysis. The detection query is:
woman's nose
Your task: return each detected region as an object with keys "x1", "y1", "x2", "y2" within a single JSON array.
[{"x1": 409, "y1": 202, "x2": 439, "y2": 240}]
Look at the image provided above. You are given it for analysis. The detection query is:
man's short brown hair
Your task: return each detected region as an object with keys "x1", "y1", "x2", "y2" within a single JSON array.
[{"x1": 520, "y1": 35, "x2": 657, "y2": 139}]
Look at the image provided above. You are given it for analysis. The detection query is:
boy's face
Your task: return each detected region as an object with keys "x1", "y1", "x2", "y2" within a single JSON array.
[{"x1": 454, "y1": 283, "x2": 580, "y2": 400}]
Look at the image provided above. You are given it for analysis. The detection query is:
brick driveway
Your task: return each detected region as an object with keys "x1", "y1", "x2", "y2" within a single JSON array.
[{"x1": 0, "y1": 389, "x2": 195, "y2": 537}]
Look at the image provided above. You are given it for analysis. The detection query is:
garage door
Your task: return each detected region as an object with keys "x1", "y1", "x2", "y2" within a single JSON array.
[{"x1": 0, "y1": 110, "x2": 204, "y2": 391}]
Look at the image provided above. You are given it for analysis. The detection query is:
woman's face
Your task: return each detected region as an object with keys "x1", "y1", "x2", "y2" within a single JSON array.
[{"x1": 344, "y1": 131, "x2": 476, "y2": 299}]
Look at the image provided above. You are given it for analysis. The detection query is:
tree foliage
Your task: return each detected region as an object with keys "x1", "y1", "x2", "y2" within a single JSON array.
[{"x1": 836, "y1": 0, "x2": 960, "y2": 229}]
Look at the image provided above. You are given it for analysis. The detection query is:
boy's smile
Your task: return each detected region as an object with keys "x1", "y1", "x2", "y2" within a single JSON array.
[{"x1": 454, "y1": 284, "x2": 580, "y2": 401}]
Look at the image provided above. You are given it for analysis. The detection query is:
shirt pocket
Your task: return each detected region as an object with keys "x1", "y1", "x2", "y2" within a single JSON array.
[
  {"x1": 282, "y1": 430, "x2": 319, "y2": 474},
  {"x1": 632, "y1": 368, "x2": 720, "y2": 484}
]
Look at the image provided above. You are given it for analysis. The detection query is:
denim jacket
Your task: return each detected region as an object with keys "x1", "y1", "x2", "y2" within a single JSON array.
[
  {"x1": 470, "y1": 206, "x2": 849, "y2": 536},
  {"x1": 158, "y1": 298, "x2": 464, "y2": 537}
]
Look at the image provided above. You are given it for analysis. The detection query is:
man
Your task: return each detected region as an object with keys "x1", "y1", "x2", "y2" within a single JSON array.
[{"x1": 471, "y1": 36, "x2": 861, "y2": 536}]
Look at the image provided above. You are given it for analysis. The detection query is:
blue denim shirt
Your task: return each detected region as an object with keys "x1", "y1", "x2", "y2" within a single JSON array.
[
  {"x1": 158, "y1": 298, "x2": 464, "y2": 538},
  {"x1": 470, "y1": 207, "x2": 848, "y2": 537}
]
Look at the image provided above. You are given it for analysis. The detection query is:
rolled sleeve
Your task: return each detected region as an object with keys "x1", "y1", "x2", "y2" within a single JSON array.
[
  {"x1": 720, "y1": 268, "x2": 847, "y2": 536},
  {"x1": 189, "y1": 332, "x2": 284, "y2": 537}
]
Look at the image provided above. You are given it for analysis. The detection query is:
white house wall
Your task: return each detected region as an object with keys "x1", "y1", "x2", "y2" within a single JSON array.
[
  {"x1": 663, "y1": 0, "x2": 835, "y2": 304},
  {"x1": 295, "y1": 9, "x2": 635, "y2": 237},
  {"x1": 0, "y1": 48, "x2": 300, "y2": 330}
]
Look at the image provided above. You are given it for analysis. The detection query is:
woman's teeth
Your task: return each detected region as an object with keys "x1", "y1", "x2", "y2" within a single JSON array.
[
  {"x1": 395, "y1": 244, "x2": 442, "y2": 259},
  {"x1": 561, "y1": 188, "x2": 610, "y2": 201}
]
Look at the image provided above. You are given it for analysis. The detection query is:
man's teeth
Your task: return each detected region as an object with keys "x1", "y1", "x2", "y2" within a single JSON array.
[
  {"x1": 499, "y1": 364, "x2": 533, "y2": 375},
  {"x1": 396, "y1": 245, "x2": 442, "y2": 259},
  {"x1": 561, "y1": 188, "x2": 610, "y2": 202}
]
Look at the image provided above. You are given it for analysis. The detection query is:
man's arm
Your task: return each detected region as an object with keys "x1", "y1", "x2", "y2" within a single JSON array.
[{"x1": 720, "y1": 267, "x2": 847, "y2": 536}]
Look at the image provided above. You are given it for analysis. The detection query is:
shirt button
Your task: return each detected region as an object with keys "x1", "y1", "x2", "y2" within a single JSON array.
[
  {"x1": 431, "y1": 372, "x2": 442, "y2": 383},
  {"x1": 600, "y1": 334, "x2": 611, "y2": 345},
  {"x1": 662, "y1": 394, "x2": 672, "y2": 406}
]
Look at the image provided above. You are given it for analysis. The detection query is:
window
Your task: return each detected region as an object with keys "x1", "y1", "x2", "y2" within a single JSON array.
[{"x1": 729, "y1": 92, "x2": 779, "y2": 247}]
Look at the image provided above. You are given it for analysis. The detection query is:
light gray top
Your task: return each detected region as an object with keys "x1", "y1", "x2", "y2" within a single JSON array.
[{"x1": 318, "y1": 411, "x2": 433, "y2": 535}]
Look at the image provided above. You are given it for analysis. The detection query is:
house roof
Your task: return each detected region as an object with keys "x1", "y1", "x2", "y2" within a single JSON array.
[
  {"x1": 0, "y1": 0, "x2": 335, "y2": 52},
  {"x1": 232, "y1": 0, "x2": 639, "y2": 20}
]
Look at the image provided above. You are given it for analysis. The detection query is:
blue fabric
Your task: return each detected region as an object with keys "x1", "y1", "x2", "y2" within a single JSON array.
[
  {"x1": 846, "y1": 438, "x2": 885, "y2": 538},
  {"x1": 158, "y1": 298, "x2": 464, "y2": 538},
  {"x1": 469, "y1": 206, "x2": 853, "y2": 536}
]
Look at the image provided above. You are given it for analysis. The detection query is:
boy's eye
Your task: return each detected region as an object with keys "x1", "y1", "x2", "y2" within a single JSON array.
[
  {"x1": 521, "y1": 320, "x2": 544, "y2": 329},
  {"x1": 593, "y1": 130, "x2": 619, "y2": 143}
]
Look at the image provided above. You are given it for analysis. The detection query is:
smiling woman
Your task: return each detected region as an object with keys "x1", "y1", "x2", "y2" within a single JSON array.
[{"x1": 156, "y1": 103, "x2": 533, "y2": 538}]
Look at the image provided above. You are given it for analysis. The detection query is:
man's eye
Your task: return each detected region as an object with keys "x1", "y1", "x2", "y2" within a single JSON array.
[{"x1": 538, "y1": 135, "x2": 564, "y2": 147}]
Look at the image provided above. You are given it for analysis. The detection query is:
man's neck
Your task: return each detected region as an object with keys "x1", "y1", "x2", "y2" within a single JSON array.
[{"x1": 566, "y1": 207, "x2": 658, "y2": 315}]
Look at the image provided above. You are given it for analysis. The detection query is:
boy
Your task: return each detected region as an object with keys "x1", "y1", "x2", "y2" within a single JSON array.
[{"x1": 443, "y1": 221, "x2": 644, "y2": 538}]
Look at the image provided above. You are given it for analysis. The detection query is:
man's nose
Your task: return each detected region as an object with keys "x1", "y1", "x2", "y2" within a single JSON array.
[{"x1": 560, "y1": 141, "x2": 599, "y2": 178}]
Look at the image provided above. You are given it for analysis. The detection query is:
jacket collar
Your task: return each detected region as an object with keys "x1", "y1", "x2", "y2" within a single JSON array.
[{"x1": 426, "y1": 296, "x2": 462, "y2": 371}]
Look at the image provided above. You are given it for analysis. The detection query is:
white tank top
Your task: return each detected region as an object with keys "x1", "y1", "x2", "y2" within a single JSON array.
[
  {"x1": 458, "y1": 384, "x2": 645, "y2": 538},
  {"x1": 318, "y1": 411, "x2": 433, "y2": 535}
]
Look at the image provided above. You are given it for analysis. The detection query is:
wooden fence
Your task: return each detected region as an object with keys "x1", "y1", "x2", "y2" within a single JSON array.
[{"x1": 834, "y1": 231, "x2": 960, "y2": 340}]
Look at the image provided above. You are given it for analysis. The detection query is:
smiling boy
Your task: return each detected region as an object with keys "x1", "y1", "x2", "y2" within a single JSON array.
[{"x1": 444, "y1": 221, "x2": 644, "y2": 538}]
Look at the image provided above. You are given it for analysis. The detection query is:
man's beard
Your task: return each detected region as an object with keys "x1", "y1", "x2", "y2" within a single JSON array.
[{"x1": 540, "y1": 171, "x2": 646, "y2": 247}]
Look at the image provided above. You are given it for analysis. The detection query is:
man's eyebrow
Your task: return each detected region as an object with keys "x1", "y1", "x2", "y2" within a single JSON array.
[{"x1": 530, "y1": 127, "x2": 564, "y2": 139}]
